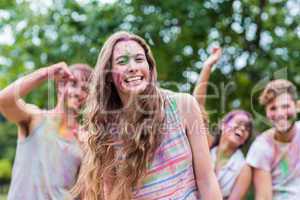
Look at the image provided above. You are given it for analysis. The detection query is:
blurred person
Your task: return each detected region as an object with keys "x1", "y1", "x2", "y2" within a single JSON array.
[
  {"x1": 246, "y1": 79, "x2": 300, "y2": 200},
  {"x1": 193, "y1": 47, "x2": 252, "y2": 200},
  {"x1": 0, "y1": 62, "x2": 93, "y2": 199}
]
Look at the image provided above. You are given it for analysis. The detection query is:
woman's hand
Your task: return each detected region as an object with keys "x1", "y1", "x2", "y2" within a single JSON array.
[
  {"x1": 46, "y1": 62, "x2": 74, "y2": 82},
  {"x1": 203, "y1": 47, "x2": 222, "y2": 68}
]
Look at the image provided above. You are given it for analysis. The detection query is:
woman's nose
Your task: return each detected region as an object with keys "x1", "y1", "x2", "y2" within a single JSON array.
[{"x1": 127, "y1": 60, "x2": 138, "y2": 73}]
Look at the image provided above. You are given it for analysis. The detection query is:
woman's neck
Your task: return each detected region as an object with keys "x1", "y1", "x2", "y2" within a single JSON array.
[
  {"x1": 58, "y1": 112, "x2": 79, "y2": 140},
  {"x1": 217, "y1": 142, "x2": 236, "y2": 159}
]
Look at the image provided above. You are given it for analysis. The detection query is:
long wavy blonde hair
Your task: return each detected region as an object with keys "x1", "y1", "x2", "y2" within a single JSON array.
[{"x1": 71, "y1": 31, "x2": 165, "y2": 200}]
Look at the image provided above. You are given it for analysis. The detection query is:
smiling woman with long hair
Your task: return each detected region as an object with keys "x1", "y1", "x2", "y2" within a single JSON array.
[{"x1": 71, "y1": 31, "x2": 221, "y2": 200}]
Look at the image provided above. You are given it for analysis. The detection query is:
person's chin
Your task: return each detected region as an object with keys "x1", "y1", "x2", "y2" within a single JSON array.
[
  {"x1": 67, "y1": 104, "x2": 81, "y2": 113},
  {"x1": 273, "y1": 116, "x2": 296, "y2": 132},
  {"x1": 123, "y1": 85, "x2": 147, "y2": 95},
  {"x1": 274, "y1": 124, "x2": 291, "y2": 134},
  {"x1": 228, "y1": 137, "x2": 243, "y2": 148}
]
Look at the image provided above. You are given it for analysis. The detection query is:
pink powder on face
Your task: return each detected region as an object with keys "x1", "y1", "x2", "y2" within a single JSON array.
[
  {"x1": 222, "y1": 112, "x2": 251, "y2": 138},
  {"x1": 112, "y1": 71, "x2": 124, "y2": 91}
]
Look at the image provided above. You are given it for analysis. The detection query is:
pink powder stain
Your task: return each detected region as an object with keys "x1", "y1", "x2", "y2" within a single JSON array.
[{"x1": 112, "y1": 71, "x2": 124, "y2": 91}]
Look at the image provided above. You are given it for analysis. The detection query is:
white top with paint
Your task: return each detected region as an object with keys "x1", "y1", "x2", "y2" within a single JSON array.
[
  {"x1": 8, "y1": 115, "x2": 82, "y2": 200},
  {"x1": 246, "y1": 121, "x2": 300, "y2": 200},
  {"x1": 211, "y1": 147, "x2": 245, "y2": 199}
]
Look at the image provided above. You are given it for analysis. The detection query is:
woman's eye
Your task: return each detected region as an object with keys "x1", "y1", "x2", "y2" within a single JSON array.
[
  {"x1": 117, "y1": 60, "x2": 126, "y2": 65},
  {"x1": 282, "y1": 104, "x2": 290, "y2": 109},
  {"x1": 136, "y1": 58, "x2": 144, "y2": 62},
  {"x1": 117, "y1": 56, "x2": 130, "y2": 65},
  {"x1": 269, "y1": 106, "x2": 276, "y2": 111}
]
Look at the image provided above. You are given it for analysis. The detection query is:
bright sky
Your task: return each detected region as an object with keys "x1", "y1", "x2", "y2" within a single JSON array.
[{"x1": 0, "y1": 0, "x2": 118, "y2": 46}]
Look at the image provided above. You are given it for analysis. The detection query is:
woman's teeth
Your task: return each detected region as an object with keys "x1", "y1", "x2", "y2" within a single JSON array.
[{"x1": 125, "y1": 76, "x2": 143, "y2": 83}]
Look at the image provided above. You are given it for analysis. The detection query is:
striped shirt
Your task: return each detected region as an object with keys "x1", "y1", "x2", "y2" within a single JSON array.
[{"x1": 133, "y1": 92, "x2": 200, "y2": 200}]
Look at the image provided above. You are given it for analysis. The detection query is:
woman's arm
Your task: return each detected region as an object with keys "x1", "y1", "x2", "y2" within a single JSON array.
[
  {"x1": 193, "y1": 47, "x2": 222, "y2": 107},
  {"x1": 0, "y1": 62, "x2": 73, "y2": 124},
  {"x1": 193, "y1": 48, "x2": 222, "y2": 148},
  {"x1": 176, "y1": 93, "x2": 222, "y2": 200},
  {"x1": 228, "y1": 164, "x2": 252, "y2": 200}
]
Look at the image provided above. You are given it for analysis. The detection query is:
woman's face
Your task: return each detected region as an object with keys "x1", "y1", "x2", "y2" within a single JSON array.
[
  {"x1": 222, "y1": 113, "x2": 251, "y2": 148},
  {"x1": 111, "y1": 40, "x2": 150, "y2": 101},
  {"x1": 67, "y1": 70, "x2": 89, "y2": 109},
  {"x1": 58, "y1": 69, "x2": 89, "y2": 113}
]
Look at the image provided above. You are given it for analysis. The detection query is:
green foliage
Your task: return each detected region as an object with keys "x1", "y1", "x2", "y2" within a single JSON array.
[
  {"x1": 1, "y1": 0, "x2": 299, "y2": 118},
  {"x1": 0, "y1": 123, "x2": 17, "y2": 162},
  {"x1": 0, "y1": 159, "x2": 12, "y2": 183}
]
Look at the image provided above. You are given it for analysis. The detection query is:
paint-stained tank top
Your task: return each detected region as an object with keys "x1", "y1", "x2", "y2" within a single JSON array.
[
  {"x1": 133, "y1": 91, "x2": 200, "y2": 200},
  {"x1": 8, "y1": 115, "x2": 82, "y2": 200}
]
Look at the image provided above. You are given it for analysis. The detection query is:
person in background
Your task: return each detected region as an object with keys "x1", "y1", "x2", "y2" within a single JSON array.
[
  {"x1": 246, "y1": 79, "x2": 300, "y2": 200},
  {"x1": 0, "y1": 62, "x2": 93, "y2": 200},
  {"x1": 193, "y1": 47, "x2": 253, "y2": 200}
]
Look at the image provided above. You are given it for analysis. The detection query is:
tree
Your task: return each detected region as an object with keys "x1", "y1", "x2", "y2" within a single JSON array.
[{"x1": 0, "y1": 0, "x2": 300, "y2": 191}]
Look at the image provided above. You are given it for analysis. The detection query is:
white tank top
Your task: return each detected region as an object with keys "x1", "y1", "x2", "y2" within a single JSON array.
[{"x1": 8, "y1": 116, "x2": 82, "y2": 200}]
